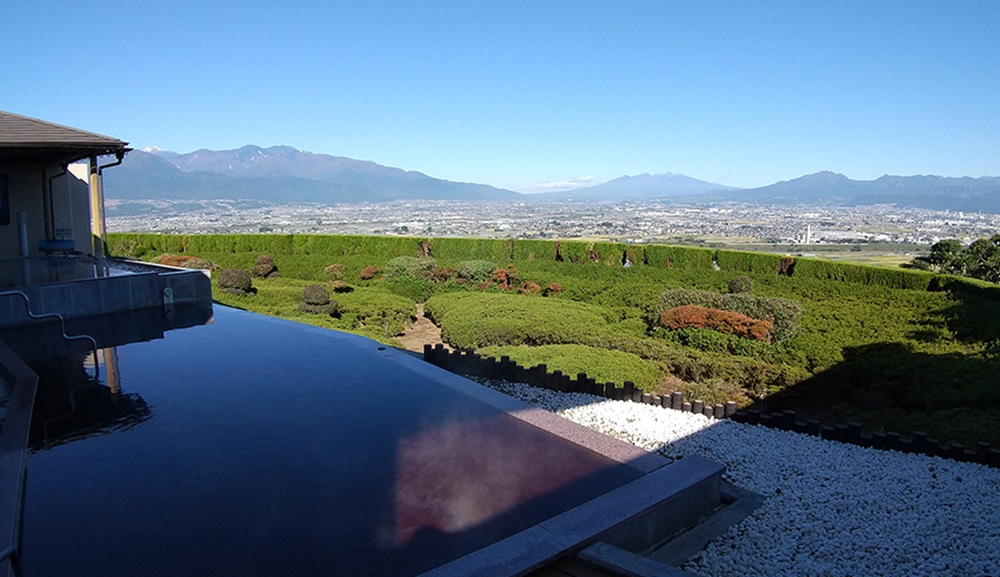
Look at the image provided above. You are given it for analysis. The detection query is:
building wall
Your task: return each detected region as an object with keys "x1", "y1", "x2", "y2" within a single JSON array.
[
  {"x1": 65, "y1": 164, "x2": 93, "y2": 253},
  {"x1": 0, "y1": 167, "x2": 46, "y2": 257},
  {"x1": 0, "y1": 164, "x2": 93, "y2": 257}
]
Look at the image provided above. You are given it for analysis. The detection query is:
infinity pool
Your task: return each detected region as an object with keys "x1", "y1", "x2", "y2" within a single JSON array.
[{"x1": 22, "y1": 306, "x2": 648, "y2": 576}]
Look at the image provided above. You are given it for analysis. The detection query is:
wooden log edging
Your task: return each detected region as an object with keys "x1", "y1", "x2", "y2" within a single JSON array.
[
  {"x1": 731, "y1": 408, "x2": 1000, "y2": 468},
  {"x1": 422, "y1": 343, "x2": 1000, "y2": 469}
]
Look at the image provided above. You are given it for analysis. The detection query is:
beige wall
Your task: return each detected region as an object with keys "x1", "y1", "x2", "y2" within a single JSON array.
[
  {"x1": 65, "y1": 163, "x2": 93, "y2": 252},
  {"x1": 0, "y1": 168, "x2": 46, "y2": 257},
  {"x1": 0, "y1": 163, "x2": 93, "y2": 257}
]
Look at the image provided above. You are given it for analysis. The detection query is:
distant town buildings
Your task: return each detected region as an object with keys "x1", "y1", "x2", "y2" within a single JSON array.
[{"x1": 105, "y1": 198, "x2": 1000, "y2": 247}]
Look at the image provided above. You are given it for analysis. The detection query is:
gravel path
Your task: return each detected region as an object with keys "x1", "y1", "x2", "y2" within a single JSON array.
[{"x1": 479, "y1": 380, "x2": 1000, "y2": 577}]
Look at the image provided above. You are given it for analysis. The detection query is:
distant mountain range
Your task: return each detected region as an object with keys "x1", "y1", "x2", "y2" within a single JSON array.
[
  {"x1": 527, "y1": 173, "x2": 740, "y2": 202},
  {"x1": 709, "y1": 171, "x2": 1000, "y2": 213},
  {"x1": 103, "y1": 145, "x2": 1000, "y2": 213},
  {"x1": 104, "y1": 145, "x2": 520, "y2": 203}
]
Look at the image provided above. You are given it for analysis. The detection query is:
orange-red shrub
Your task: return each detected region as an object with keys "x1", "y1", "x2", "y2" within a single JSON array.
[
  {"x1": 659, "y1": 305, "x2": 773, "y2": 342},
  {"x1": 359, "y1": 266, "x2": 381, "y2": 280},
  {"x1": 156, "y1": 254, "x2": 197, "y2": 267}
]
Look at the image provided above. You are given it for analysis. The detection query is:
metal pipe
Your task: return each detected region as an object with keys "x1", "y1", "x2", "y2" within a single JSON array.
[
  {"x1": 95, "y1": 152, "x2": 125, "y2": 258},
  {"x1": 16, "y1": 213, "x2": 28, "y2": 258}
]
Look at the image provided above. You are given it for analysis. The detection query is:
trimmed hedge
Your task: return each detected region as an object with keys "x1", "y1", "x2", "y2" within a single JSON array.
[
  {"x1": 644, "y1": 244, "x2": 715, "y2": 269},
  {"x1": 477, "y1": 344, "x2": 664, "y2": 392},
  {"x1": 430, "y1": 237, "x2": 513, "y2": 261},
  {"x1": 424, "y1": 292, "x2": 614, "y2": 349},
  {"x1": 517, "y1": 239, "x2": 559, "y2": 261},
  {"x1": 714, "y1": 250, "x2": 785, "y2": 274},
  {"x1": 793, "y1": 257, "x2": 933, "y2": 290}
]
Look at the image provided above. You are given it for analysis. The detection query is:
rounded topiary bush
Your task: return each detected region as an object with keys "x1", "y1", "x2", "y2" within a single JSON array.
[
  {"x1": 519, "y1": 281, "x2": 542, "y2": 295},
  {"x1": 359, "y1": 266, "x2": 381, "y2": 280},
  {"x1": 728, "y1": 275, "x2": 754, "y2": 294},
  {"x1": 251, "y1": 254, "x2": 279, "y2": 278},
  {"x1": 302, "y1": 284, "x2": 330, "y2": 306},
  {"x1": 182, "y1": 257, "x2": 217, "y2": 270},
  {"x1": 324, "y1": 263, "x2": 346, "y2": 279},
  {"x1": 458, "y1": 260, "x2": 496, "y2": 283},
  {"x1": 385, "y1": 256, "x2": 437, "y2": 280},
  {"x1": 299, "y1": 284, "x2": 338, "y2": 316},
  {"x1": 218, "y1": 268, "x2": 254, "y2": 296}
]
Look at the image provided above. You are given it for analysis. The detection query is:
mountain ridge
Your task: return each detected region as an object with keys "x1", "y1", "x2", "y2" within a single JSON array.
[
  {"x1": 107, "y1": 146, "x2": 521, "y2": 203},
  {"x1": 106, "y1": 145, "x2": 1000, "y2": 212}
]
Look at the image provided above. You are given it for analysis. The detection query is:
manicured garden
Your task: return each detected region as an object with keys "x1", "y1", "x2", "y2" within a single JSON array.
[{"x1": 109, "y1": 232, "x2": 1000, "y2": 445}]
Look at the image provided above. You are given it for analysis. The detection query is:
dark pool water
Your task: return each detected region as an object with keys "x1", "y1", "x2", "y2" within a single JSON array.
[{"x1": 22, "y1": 306, "x2": 641, "y2": 576}]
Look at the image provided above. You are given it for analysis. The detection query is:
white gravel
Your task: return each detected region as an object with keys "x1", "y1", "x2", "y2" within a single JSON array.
[{"x1": 479, "y1": 380, "x2": 1000, "y2": 577}]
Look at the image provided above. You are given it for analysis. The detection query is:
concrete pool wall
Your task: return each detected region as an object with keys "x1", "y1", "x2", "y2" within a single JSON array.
[{"x1": 0, "y1": 257, "x2": 211, "y2": 329}]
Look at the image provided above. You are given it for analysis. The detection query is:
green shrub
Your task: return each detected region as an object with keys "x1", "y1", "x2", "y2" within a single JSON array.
[
  {"x1": 337, "y1": 289, "x2": 415, "y2": 336},
  {"x1": 728, "y1": 275, "x2": 753, "y2": 293},
  {"x1": 478, "y1": 344, "x2": 664, "y2": 391},
  {"x1": 181, "y1": 257, "x2": 217, "y2": 270},
  {"x1": 458, "y1": 260, "x2": 497, "y2": 283},
  {"x1": 218, "y1": 268, "x2": 253, "y2": 296},
  {"x1": 424, "y1": 292, "x2": 614, "y2": 349},
  {"x1": 251, "y1": 254, "x2": 279, "y2": 278},
  {"x1": 302, "y1": 284, "x2": 330, "y2": 305},
  {"x1": 383, "y1": 277, "x2": 435, "y2": 302},
  {"x1": 677, "y1": 378, "x2": 750, "y2": 407},
  {"x1": 299, "y1": 284, "x2": 338, "y2": 316},
  {"x1": 385, "y1": 256, "x2": 437, "y2": 280},
  {"x1": 324, "y1": 263, "x2": 346, "y2": 279}
]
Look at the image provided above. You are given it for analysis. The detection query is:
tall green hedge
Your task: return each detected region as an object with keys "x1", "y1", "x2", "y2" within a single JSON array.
[
  {"x1": 714, "y1": 249, "x2": 785, "y2": 274},
  {"x1": 430, "y1": 237, "x2": 513, "y2": 261},
  {"x1": 590, "y1": 241, "x2": 628, "y2": 265},
  {"x1": 644, "y1": 244, "x2": 715, "y2": 269},
  {"x1": 108, "y1": 233, "x2": 943, "y2": 296},
  {"x1": 555, "y1": 240, "x2": 592, "y2": 264},
  {"x1": 793, "y1": 257, "x2": 933, "y2": 290},
  {"x1": 516, "y1": 239, "x2": 559, "y2": 261}
]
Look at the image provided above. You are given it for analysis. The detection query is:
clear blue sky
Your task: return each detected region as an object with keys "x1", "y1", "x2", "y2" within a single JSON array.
[{"x1": 3, "y1": 1, "x2": 998, "y2": 192}]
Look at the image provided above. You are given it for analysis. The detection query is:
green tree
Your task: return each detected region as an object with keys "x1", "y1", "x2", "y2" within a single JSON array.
[
  {"x1": 928, "y1": 238, "x2": 963, "y2": 271},
  {"x1": 959, "y1": 234, "x2": 1000, "y2": 283}
]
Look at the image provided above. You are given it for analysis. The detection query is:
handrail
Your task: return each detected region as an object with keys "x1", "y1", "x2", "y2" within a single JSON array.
[
  {"x1": 0, "y1": 290, "x2": 99, "y2": 380},
  {"x1": 0, "y1": 340, "x2": 36, "y2": 577}
]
